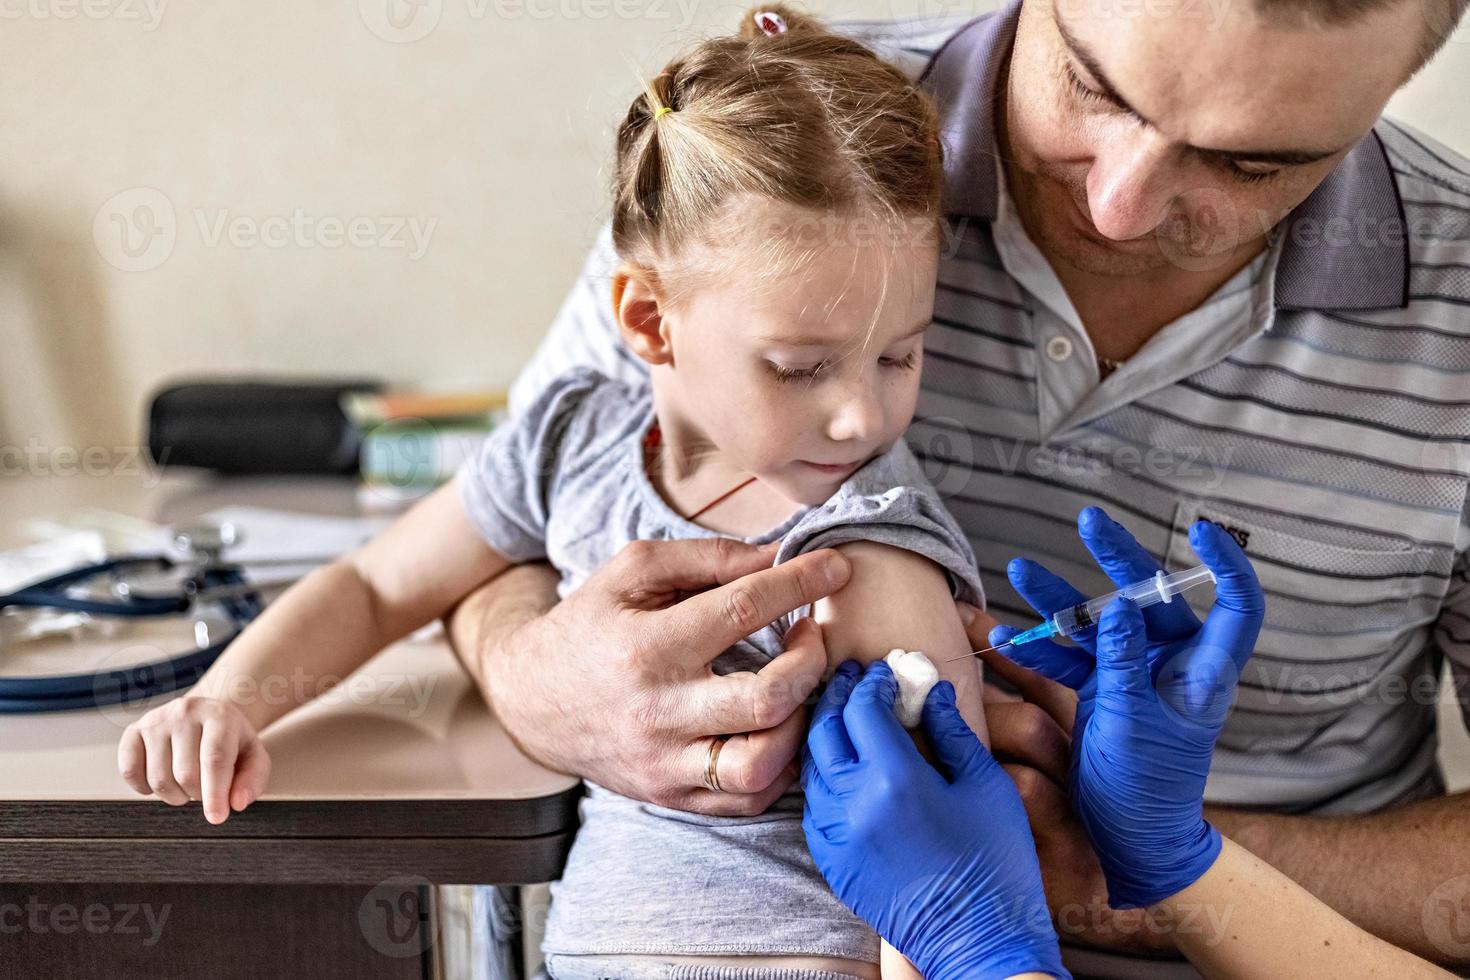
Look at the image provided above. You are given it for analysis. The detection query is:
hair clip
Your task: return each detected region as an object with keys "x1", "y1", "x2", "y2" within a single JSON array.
[{"x1": 754, "y1": 10, "x2": 786, "y2": 35}]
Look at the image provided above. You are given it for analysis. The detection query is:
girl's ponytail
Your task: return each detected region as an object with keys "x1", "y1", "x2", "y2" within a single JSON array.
[{"x1": 612, "y1": 4, "x2": 943, "y2": 296}]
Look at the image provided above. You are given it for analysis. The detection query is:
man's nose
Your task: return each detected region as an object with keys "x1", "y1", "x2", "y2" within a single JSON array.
[{"x1": 1085, "y1": 127, "x2": 1182, "y2": 242}]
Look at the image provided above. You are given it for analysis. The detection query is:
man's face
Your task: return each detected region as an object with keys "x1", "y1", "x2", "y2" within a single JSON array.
[{"x1": 1003, "y1": 0, "x2": 1425, "y2": 276}]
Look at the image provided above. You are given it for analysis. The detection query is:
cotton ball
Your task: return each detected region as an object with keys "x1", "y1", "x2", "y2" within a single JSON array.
[{"x1": 884, "y1": 648, "x2": 939, "y2": 729}]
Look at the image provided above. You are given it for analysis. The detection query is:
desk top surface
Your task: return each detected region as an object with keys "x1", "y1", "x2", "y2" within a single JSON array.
[{"x1": 0, "y1": 470, "x2": 580, "y2": 804}]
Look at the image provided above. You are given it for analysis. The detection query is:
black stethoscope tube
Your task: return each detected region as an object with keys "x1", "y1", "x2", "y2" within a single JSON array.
[{"x1": 0, "y1": 560, "x2": 263, "y2": 713}]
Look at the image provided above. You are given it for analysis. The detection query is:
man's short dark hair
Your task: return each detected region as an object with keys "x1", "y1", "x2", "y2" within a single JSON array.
[{"x1": 1256, "y1": 0, "x2": 1468, "y2": 75}]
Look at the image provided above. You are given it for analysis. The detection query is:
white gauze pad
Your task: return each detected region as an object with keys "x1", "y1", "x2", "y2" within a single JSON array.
[{"x1": 884, "y1": 648, "x2": 939, "y2": 728}]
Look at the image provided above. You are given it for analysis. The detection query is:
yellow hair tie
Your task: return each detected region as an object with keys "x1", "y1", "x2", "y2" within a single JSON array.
[{"x1": 654, "y1": 106, "x2": 673, "y2": 120}]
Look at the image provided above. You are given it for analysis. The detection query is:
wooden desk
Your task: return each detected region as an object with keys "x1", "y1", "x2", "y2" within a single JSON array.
[{"x1": 0, "y1": 471, "x2": 581, "y2": 979}]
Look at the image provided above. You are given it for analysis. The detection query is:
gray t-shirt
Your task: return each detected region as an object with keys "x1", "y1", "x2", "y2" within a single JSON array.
[{"x1": 457, "y1": 366, "x2": 984, "y2": 961}]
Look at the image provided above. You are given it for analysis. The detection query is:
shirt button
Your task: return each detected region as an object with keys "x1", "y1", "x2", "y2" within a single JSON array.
[{"x1": 1045, "y1": 336, "x2": 1074, "y2": 362}]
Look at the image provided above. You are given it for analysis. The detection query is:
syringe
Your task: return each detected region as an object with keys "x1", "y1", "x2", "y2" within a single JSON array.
[{"x1": 948, "y1": 564, "x2": 1217, "y2": 661}]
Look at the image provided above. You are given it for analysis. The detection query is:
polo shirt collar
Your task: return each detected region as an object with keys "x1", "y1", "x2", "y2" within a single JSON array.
[{"x1": 919, "y1": 0, "x2": 1409, "y2": 312}]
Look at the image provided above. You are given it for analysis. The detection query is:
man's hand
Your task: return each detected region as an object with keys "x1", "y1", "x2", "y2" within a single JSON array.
[{"x1": 447, "y1": 538, "x2": 851, "y2": 817}]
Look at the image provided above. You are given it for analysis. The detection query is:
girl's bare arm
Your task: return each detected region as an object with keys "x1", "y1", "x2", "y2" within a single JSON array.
[
  {"x1": 119, "y1": 478, "x2": 510, "y2": 822},
  {"x1": 812, "y1": 541, "x2": 989, "y2": 980},
  {"x1": 813, "y1": 541, "x2": 987, "y2": 745}
]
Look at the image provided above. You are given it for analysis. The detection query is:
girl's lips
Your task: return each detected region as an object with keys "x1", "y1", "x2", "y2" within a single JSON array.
[{"x1": 801, "y1": 459, "x2": 862, "y2": 475}]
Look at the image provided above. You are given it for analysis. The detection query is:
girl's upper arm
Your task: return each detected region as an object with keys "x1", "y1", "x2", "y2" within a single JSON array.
[
  {"x1": 345, "y1": 477, "x2": 513, "y2": 638},
  {"x1": 812, "y1": 541, "x2": 986, "y2": 738}
]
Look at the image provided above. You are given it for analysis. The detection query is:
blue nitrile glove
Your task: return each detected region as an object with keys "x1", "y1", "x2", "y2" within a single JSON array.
[
  {"x1": 801, "y1": 660, "x2": 1070, "y2": 980},
  {"x1": 991, "y1": 507, "x2": 1265, "y2": 909}
]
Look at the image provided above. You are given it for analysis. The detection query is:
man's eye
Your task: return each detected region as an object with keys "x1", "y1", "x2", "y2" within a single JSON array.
[
  {"x1": 1063, "y1": 64, "x2": 1109, "y2": 107},
  {"x1": 768, "y1": 361, "x2": 824, "y2": 384},
  {"x1": 1225, "y1": 161, "x2": 1281, "y2": 185}
]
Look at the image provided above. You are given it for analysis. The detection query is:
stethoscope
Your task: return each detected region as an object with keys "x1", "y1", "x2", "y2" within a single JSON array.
[{"x1": 0, "y1": 524, "x2": 313, "y2": 714}]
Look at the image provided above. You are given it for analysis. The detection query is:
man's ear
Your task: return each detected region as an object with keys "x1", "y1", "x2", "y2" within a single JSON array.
[{"x1": 612, "y1": 264, "x2": 674, "y2": 367}]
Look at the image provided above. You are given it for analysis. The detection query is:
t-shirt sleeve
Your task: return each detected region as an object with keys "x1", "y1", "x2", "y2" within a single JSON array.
[
  {"x1": 456, "y1": 366, "x2": 605, "y2": 563},
  {"x1": 771, "y1": 439, "x2": 984, "y2": 633}
]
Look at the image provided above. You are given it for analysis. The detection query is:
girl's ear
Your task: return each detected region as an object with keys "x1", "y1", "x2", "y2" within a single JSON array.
[{"x1": 612, "y1": 265, "x2": 673, "y2": 367}]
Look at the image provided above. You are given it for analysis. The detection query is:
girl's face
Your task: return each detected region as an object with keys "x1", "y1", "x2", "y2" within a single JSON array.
[{"x1": 652, "y1": 205, "x2": 939, "y2": 507}]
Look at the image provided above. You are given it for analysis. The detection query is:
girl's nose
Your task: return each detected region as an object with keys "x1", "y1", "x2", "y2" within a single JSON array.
[
  {"x1": 1085, "y1": 126, "x2": 1182, "y2": 243},
  {"x1": 826, "y1": 384, "x2": 883, "y2": 444}
]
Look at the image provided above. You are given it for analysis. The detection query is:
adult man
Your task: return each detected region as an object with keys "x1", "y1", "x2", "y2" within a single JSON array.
[{"x1": 448, "y1": 0, "x2": 1470, "y2": 968}]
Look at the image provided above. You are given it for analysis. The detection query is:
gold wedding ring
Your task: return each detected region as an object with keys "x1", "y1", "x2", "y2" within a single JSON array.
[{"x1": 704, "y1": 734, "x2": 731, "y2": 793}]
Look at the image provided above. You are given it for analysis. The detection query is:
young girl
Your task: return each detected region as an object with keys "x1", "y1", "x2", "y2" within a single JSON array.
[{"x1": 118, "y1": 8, "x2": 990, "y2": 978}]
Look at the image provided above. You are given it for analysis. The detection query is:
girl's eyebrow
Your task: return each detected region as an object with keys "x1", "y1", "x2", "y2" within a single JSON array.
[
  {"x1": 897, "y1": 318, "x2": 931, "y2": 339},
  {"x1": 760, "y1": 319, "x2": 931, "y2": 347}
]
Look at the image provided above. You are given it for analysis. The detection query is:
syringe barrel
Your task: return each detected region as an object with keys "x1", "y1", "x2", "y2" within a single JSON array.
[{"x1": 1067, "y1": 565, "x2": 1218, "y2": 637}]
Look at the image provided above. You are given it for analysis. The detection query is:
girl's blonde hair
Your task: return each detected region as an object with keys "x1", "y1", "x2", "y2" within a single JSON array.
[{"x1": 611, "y1": 4, "x2": 944, "y2": 299}]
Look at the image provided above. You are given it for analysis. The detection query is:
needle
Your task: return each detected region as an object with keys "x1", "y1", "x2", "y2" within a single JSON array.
[{"x1": 945, "y1": 641, "x2": 1011, "y2": 663}]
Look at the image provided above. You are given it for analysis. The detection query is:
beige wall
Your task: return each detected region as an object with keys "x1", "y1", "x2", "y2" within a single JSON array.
[{"x1": 0, "y1": 0, "x2": 1467, "y2": 452}]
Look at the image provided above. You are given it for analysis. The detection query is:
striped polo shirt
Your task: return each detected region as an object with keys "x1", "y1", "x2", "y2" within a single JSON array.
[{"x1": 509, "y1": 4, "x2": 1470, "y2": 817}]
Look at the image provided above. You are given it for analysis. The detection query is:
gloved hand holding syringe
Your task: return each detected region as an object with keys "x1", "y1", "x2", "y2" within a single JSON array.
[{"x1": 946, "y1": 562, "x2": 1217, "y2": 661}]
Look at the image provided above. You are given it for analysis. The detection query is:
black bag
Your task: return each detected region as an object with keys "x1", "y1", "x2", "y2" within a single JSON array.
[{"x1": 146, "y1": 378, "x2": 384, "y2": 475}]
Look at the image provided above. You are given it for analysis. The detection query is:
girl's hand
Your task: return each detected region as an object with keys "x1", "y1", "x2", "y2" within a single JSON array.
[{"x1": 118, "y1": 696, "x2": 272, "y2": 825}]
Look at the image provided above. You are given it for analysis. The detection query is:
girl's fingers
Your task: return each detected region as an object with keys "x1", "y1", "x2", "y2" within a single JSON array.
[
  {"x1": 140, "y1": 727, "x2": 187, "y2": 806},
  {"x1": 117, "y1": 727, "x2": 151, "y2": 796},
  {"x1": 230, "y1": 736, "x2": 272, "y2": 813},
  {"x1": 170, "y1": 723, "x2": 205, "y2": 801},
  {"x1": 199, "y1": 717, "x2": 238, "y2": 824}
]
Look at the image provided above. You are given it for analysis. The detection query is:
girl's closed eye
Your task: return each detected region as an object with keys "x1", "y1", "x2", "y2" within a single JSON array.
[
  {"x1": 767, "y1": 350, "x2": 919, "y2": 384},
  {"x1": 767, "y1": 359, "x2": 827, "y2": 383}
]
